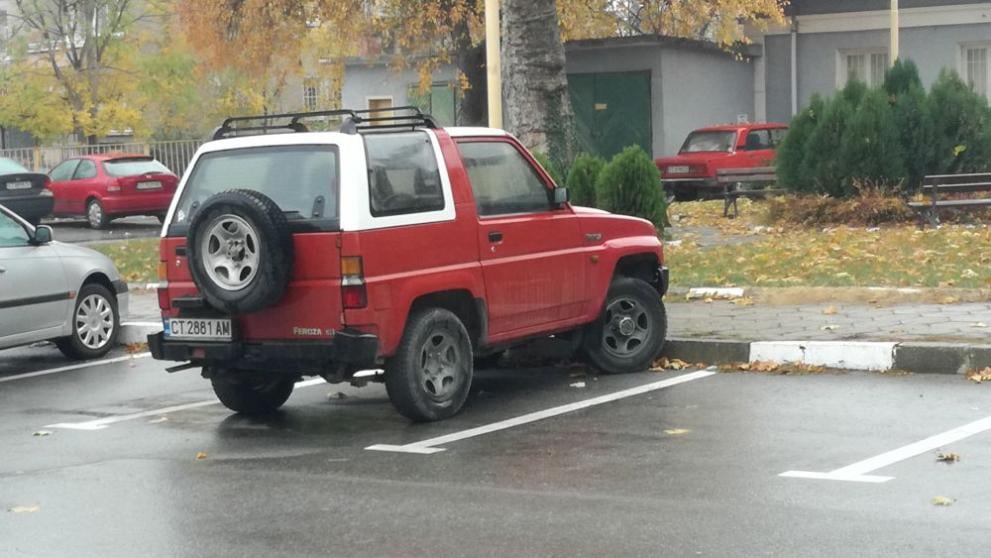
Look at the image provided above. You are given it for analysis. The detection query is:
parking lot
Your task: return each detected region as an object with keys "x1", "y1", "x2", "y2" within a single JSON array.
[
  {"x1": 2, "y1": 344, "x2": 989, "y2": 558},
  {"x1": 43, "y1": 215, "x2": 161, "y2": 244}
]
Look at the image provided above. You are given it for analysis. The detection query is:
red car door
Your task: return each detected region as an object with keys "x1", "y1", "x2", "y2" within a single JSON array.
[
  {"x1": 65, "y1": 159, "x2": 104, "y2": 215},
  {"x1": 739, "y1": 129, "x2": 776, "y2": 167},
  {"x1": 47, "y1": 159, "x2": 81, "y2": 215},
  {"x1": 455, "y1": 138, "x2": 585, "y2": 338}
]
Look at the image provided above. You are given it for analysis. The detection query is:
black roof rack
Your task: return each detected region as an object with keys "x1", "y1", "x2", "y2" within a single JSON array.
[{"x1": 212, "y1": 106, "x2": 438, "y2": 140}]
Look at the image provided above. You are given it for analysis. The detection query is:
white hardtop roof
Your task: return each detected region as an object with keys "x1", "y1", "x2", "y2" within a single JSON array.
[
  {"x1": 445, "y1": 127, "x2": 510, "y2": 138},
  {"x1": 198, "y1": 131, "x2": 362, "y2": 153}
]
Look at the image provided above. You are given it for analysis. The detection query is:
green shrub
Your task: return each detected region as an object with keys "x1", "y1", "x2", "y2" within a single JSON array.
[
  {"x1": 595, "y1": 145, "x2": 666, "y2": 230},
  {"x1": 883, "y1": 59, "x2": 923, "y2": 96},
  {"x1": 777, "y1": 94, "x2": 825, "y2": 192},
  {"x1": 891, "y1": 82, "x2": 934, "y2": 193},
  {"x1": 532, "y1": 151, "x2": 565, "y2": 186},
  {"x1": 565, "y1": 153, "x2": 605, "y2": 206},
  {"x1": 802, "y1": 92, "x2": 857, "y2": 197},
  {"x1": 927, "y1": 69, "x2": 991, "y2": 174},
  {"x1": 838, "y1": 89, "x2": 906, "y2": 193}
]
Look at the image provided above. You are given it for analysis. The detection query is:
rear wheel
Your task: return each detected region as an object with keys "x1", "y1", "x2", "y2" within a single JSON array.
[
  {"x1": 210, "y1": 371, "x2": 295, "y2": 416},
  {"x1": 385, "y1": 308, "x2": 473, "y2": 422},
  {"x1": 87, "y1": 199, "x2": 109, "y2": 229},
  {"x1": 583, "y1": 277, "x2": 667, "y2": 374},
  {"x1": 55, "y1": 283, "x2": 119, "y2": 360}
]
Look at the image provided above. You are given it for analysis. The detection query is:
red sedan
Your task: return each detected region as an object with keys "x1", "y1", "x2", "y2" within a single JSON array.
[{"x1": 48, "y1": 153, "x2": 179, "y2": 229}]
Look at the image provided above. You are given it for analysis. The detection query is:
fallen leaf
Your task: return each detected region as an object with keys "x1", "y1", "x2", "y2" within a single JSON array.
[
  {"x1": 8, "y1": 505, "x2": 40, "y2": 513},
  {"x1": 966, "y1": 367, "x2": 991, "y2": 383},
  {"x1": 32, "y1": 430, "x2": 52, "y2": 437},
  {"x1": 821, "y1": 325, "x2": 840, "y2": 332},
  {"x1": 664, "y1": 428, "x2": 691, "y2": 435},
  {"x1": 195, "y1": 452, "x2": 208, "y2": 460},
  {"x1": 936, "y1": 452, "x2": 960, "y2": 463},
  {"x1": 973, "y1": 322, "x2": 987, "y2": 328},
  {"x1": 651, "y1": 357, "x2": 690, "y2": 371},
  {"x1": 147, "y1": 417, "x2": 168, "y2": 424},
  {"x1": 822, "y1": 305, "x2": 839, "y2": 315},
  {"x1": 569, "y1": 381, "x2": 586, "y2": 388},
  {"x1": 125, "y1": 342, "x2": 148, "y2": 354},
  {"x1": 731, "y1": 297, "x2": 754, "y2": 306},
  {"x1": 931, "y1": 496, "x2": 955, "y2": 506}
]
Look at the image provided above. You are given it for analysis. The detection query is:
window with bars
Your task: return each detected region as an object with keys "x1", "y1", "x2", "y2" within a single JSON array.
[
  {"x1": 840, "y1": 50, "x2": 889, "y2": 88},
  {"x1": 303, "y1": 78, "x2": 321, "y2": 111},
  {"x1": 963, "y1": 45, "x2": 990, "y2": 99}
]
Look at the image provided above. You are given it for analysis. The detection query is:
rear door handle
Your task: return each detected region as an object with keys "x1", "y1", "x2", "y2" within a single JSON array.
[{"x1": 488, "y1": 231, "x2": 503, "y2": 243}]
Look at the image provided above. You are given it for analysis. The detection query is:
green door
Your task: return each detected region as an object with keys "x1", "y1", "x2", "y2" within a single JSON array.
[{"x1": 568, "y1": 71, "x2": 652, "y2": 159}]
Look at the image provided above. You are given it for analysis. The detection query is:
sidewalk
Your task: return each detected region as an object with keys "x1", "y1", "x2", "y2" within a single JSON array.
[{"x1": 122, "y1": 290, "x2": 991, "y2": 375}]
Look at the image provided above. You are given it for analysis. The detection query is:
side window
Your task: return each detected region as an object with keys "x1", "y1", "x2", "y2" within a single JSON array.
[
  {"x1": 49, "y1": 159, "x2": 80, "y2": 181},
  {"x1": 0, "y1": 211, "x2": 30, "y2": 247},
  {"x1": 769, "y1": 128, "x2": 788, "y2": 147},
  {"x1": 364, "y1": 131, "x2": 445, "y2": 217},
  {"x1": 743, "y1": 129, "x2": 772, "y2": 150},
  {"x1": 456, "y1": 141, "x2": 551, "y2": 217},
  {"x1": 73, "y1": 159, "x2": 97, "y2": 180}
]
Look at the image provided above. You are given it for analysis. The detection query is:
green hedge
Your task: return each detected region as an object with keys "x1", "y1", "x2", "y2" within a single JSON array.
[
  {"x1": 565, "y1": 153, "x2": 605, "y2": 206},
  {"x1": 595, "y1": 145, "x2": 667, "y2": 230},
  {"x1": 777, "y1": 60, "x2": 991, "y2": 197}
]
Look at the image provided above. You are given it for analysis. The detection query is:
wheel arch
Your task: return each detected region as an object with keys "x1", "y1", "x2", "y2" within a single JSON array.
[{"x1": 406, "y1": 289, "x2": 486, "y2": 351}]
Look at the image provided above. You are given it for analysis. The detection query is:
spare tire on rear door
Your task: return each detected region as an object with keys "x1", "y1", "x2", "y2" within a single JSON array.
[{"x1": 187, "y1": 189, "x2": 294, "y2": 314}]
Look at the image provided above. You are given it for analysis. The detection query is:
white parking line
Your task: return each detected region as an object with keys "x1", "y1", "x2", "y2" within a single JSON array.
[
  {"x1": 366, "y1": 370, "x2": 717, "y2": 455},
  {"x1": 0, "y1": 353, "x2": 152, "y2": 384},
  {"x1": 45, "y1": 378, "x2": 327, "y2": 431},
  {"x1": 781, "y1": 415, "x2": 991, "y2": 483}
]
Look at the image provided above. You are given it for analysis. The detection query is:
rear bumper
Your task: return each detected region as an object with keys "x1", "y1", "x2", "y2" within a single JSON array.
[
  {"x1": 147, "y1": 329, "x2": 379, "y2": 372},
  {"x1": 101, "y1": 193, "x2": 173, "y2": 214},
  {"x1": 1, "y1": 193, "x2": 54, "y2": 220}
]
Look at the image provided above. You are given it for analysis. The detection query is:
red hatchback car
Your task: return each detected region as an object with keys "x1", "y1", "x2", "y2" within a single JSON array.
[{"x1": 48, "y1": 154, "x2": 179, "y2": 229}]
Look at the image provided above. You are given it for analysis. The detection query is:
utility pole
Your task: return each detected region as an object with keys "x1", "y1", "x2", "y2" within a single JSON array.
[
  {"x1": 485, "y1": 0, "x2": 502, "y2": 129},
  {"x1": 890, "y1": 0, "x2": 899, "y2": 65}
]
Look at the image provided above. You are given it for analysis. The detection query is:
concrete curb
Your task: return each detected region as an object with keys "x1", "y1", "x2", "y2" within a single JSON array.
[
  {"x1": 119, "y1": 322, "x2": 161, "y2": 345},
  {"x1": 662, "y1": 337, "x2": 991, "y2": 375}
]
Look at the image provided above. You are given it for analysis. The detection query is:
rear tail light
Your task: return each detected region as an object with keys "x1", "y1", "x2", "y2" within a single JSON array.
[
  {"x1": 156, "y1": 260, "x2": 170, "y2": 310},
  {"x1": 341, "y1": 256, "x2": 367, "y2": 309}
]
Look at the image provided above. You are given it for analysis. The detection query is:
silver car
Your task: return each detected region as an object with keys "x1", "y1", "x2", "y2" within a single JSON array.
[{"x1": 0, "y1": 204, "x2": 128, "y2": 359}]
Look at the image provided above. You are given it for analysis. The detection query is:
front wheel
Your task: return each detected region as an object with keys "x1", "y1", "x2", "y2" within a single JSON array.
[
  {"x1": 385, "y1": 308, "x2": 473, "y2": 422},
  {"x1": 55, "y1": 283, "x2": 119, "y2": 360},
  {"x1": 583, "y1": 277, "x2": 667, "y2": 374},
  {"x1": 210, "y1": 371, "x2": 295, "y2": 416}
]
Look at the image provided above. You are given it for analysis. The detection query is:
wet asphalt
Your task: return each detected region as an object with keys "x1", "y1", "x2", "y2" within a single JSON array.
[{"x1": 2, "y1": 345, "x2": 990, "y2": 557}]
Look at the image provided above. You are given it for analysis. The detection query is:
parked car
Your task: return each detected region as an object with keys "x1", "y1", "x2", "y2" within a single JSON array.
[
  {"x1": 149, "y1": 108, "x2": 669, "y2": 422},
  {"x1": 0, "y1": 157, "x2": 54, "y2": 226},
  {"x1": 655, "y1": 123, "x2": 788, "y2": 201},
  {"x1": 48, "y1": 153, "x2": 179, "y2": 229},
  {"x1": 0, "y1": 204, "x2": 128, "y2": 359}
]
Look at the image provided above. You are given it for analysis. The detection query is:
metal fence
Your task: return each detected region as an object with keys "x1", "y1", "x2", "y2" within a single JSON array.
[{"x1": 0, "y1": 139, "x2": 205, "y2": 177}]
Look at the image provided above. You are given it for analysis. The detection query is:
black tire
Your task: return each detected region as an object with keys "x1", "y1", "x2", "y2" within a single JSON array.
[
  {"x1": 474, "y1": 350, "x2": 505, "y2": 370},
  {"x1": 210, "y1": 371, "x2": 295, "y2": 416},
  {"x1": 385, "y1": 308, "x2": 473, "y2": 422},
  {"x1": 87, "y1": 199, "x2": 109, "y2": 229},
  {"x1": 187, "y1": 190, "x2": 294, "y2": 314},
  {"x1": 673, "y1": 189, "x2": 699, "y2": 202},
  {"x1": 583, "y1": 277, "x2": 667, "y2": 374},
  {"x1": 55, "y1": 283, "x2": 119, "y2": 360}
]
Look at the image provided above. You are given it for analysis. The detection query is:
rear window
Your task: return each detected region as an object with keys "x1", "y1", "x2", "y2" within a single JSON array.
[
  {"x1": 680, "y1": 131, "x2": 737, "y2": 153},
  {"x1": 0, "y1": 158, "x2": 29, "y2": 175},
  {"x1": 103, "y1": 158, "x2": 171, "y2": 177},
  {"x1": 172, "y1": 145, "x2": 338, "y2": 225}
]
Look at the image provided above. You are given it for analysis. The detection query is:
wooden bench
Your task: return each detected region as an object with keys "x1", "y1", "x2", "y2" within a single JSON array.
[
  {"x1": 909, "y1": 173, "x2": 991, "y2": 228},
  {"x1": 715, "y1": 167, "x2": 784, "y2": 218}
]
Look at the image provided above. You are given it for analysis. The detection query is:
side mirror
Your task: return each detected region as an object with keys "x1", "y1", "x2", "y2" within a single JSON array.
[
  {"x1": 32, "y1": 225, "x2": 53, "y2": 244},
  {"x1": 552, "y1": 187, "x2": 569, "y2": 207}
]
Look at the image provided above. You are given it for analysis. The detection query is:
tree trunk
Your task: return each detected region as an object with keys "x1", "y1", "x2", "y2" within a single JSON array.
[
  {"x1": 456, "y1": 40, "x2": 487, "y2": 126},
  {"x1": 500, "y1": 0, "x2": 574, "y2": 163}
]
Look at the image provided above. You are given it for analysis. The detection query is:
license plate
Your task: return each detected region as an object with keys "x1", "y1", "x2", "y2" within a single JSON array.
[
  {"x1": 137, "y1": 181, "x2": 162, "y2": 190},
  {"x1": 164, "y1": 318, "x2": 232, "y2": 341},
  {"x1": 667, "y1": 166, "x2": 690, "y2": 174},
  {"x1": 6, "y1": 181, "x2": 32, "y2": 190}
]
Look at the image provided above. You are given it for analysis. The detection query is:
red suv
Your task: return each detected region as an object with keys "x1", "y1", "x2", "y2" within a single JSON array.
[
  {"x1": 655, "y1": 123, "x2": 787, "y2": 201},
  {"x1": 48, "y1": 154, "x2": 179, "y2": 229},
  {"x1": 148, "y1": 108, "x2": 669, "y2": 422}
]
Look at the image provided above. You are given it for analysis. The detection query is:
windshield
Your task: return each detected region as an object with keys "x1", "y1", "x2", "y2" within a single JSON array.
[
  {"x1": 172, "y1": 145, "x2": 339, "y2": 224},
  {"x1": 104, "y1": 158, "x2": 171, "y2": 177},
  {"x1": 680, "y1": 131, "x2": 737, "y2": 153},
  {"x1": 0, "y1": 157, "x2": 29, "y2": 174}
]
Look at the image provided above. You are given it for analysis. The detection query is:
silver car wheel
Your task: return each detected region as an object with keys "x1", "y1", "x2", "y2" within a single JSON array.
[
  {"x1": 601, "y1": 296, "x2": 652, "y2": 358},
  {"x1": 418, "y1": 331, "x2": 463, "y2": 402},
  {"x1": 75, "y1": 293, "x2": 115, "y2": 350},
  {"x1": 200, "y1": 214, "x2": 260, "y2": 291},
  {"x1": 87, "y1": 201, "x2": 103, "y2": 228}
]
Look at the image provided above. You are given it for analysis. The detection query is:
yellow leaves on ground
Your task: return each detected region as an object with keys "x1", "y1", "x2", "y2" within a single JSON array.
[
  {"x1": 651, "y1": 357, "x2": 696, "y2": 371},
  {"x1": 722, "y1": 361, "x2": 827, "y2": 375},
  {"x1": 195, "y1": 452, "x2": 208, "y2": 461},
  {"x1": 663, "y1": 428, "x2": 691, "y2": 435},
  {"x1": 8, "y1": 505, "x2": 40, "y2": 513},
  {"x1": 822, "y1": 305, "x2": 839, "y2": 315},
  {"x1": 931, "y1": 496, "x2": 955, "y2": 506},
  {"x1": 936, "y1": 452, "x2": 960, "y2": 463},
  {"x1": 966, "y1": 367, "x2": 991, "y2": 383},
  {"x1": 667, "y1": 201, "x2": 991, "y2": 288}
]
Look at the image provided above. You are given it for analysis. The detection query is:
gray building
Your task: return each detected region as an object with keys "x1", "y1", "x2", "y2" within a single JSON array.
[
  {"x1": 758, "y1": 0, "x2": 991, "y2": 123},
  {"x1": 335, "y1": 36, "x2": 756, "y2": 158}
]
